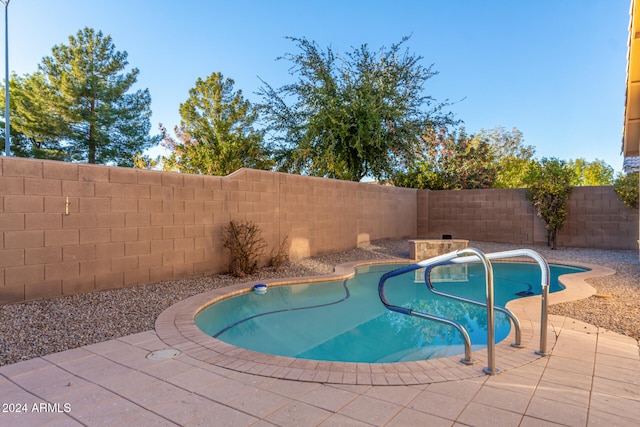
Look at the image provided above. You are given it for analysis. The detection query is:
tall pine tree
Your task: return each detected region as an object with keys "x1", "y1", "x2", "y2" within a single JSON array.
[{"x1": 2, "y1": 27, "x2": 157, "y2": 165}]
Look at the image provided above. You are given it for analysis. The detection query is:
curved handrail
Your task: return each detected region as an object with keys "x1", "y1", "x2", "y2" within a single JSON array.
[
  {"x1": 378, "y1": 248, "x2": 498, "y2": 372},
  {"x1": 446, "y1": 249, "x2": 551, "y2": 355},
  {"x1": 423, "y1": 265, "x2": 524, "y2": 349},
  {"x1": 378, "y1": 247, "x2": 551, "y2": 373},
  {"x1": 378, "y1": 261, "x2": 476, "y2": 365}
]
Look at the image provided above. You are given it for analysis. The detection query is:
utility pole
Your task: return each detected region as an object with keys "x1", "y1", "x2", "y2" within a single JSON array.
[{"x1": 1, "y1": 0, "x2": 10, "y2": 156}]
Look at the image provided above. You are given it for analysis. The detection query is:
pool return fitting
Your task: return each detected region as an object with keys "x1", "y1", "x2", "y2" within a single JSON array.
[{"x1": 378, "y1": 248, "x2": 551, "y2": 375}]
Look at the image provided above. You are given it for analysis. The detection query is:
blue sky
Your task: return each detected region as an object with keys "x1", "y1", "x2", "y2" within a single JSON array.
[{"x1": 4, "y1": 0, "x2": 631, "y2": 172}]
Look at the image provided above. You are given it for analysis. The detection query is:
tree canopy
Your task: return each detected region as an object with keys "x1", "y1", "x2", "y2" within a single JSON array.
[
  {"x1": 161, "y1": 72, "x2": 272, "y2": 175},
  {"x1": 1, "y1": 28, "x2": 620, "y2": 188},
  {"x1": 1, "y1": 27, "x2": 157, "y2": 165},
  {"x1": 568, "y1": 158, "x2": 614, "y2": 186},
  {"x1": 1, "y1": 73, "x2": 68, "y2": 159},
  {"x1": 478, "y1": 127, "x2": 536, "y2": 188},
  {"x1": 258, "y1": 36, "x2": 455, "y2": 182},
  {"x1": 394, "y1": 127, "x2": 497, "y2": 190}
]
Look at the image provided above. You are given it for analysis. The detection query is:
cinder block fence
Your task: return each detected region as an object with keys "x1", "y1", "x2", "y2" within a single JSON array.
[
  {"x1": 1, "y1": 156, "x2": 637, "y2": 304},
  {"x1": 0, "y1": 157, "x2": 417, "y2": 303},
  {"x1": 418, "y1": 187, "x2": 638, "y2": 249}
]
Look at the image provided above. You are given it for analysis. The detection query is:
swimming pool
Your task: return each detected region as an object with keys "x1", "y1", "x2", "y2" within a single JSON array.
[{"x1": 195, "y1": 261, "x2": 587, "y2": 363}]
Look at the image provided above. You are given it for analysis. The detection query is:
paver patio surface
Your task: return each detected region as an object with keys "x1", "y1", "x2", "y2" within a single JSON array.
[{"x1": 1, "y1": 314, "x2": 638, "y2": 426}]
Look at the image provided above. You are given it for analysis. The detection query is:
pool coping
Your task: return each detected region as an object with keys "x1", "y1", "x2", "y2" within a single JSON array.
[{"x1": 154, "y1": 258, "x2": 615, "y2": 386}]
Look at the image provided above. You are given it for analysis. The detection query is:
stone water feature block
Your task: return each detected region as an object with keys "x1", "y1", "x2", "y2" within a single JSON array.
[{"x1": 409, "y1": 239, "x2": 469, "y2": 260}]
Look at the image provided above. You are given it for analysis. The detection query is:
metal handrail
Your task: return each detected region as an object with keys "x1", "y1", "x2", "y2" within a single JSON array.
[
  {"x1": 443, "y1": 249, "x2": 551, "y2": 355},
  {"x1": 457, "y1": 248, "x2": 499, "y2": 374},
  {"x1": 424, "y1": 269, "x2": 524, "y2": 349},
  {"x1": 379, "y1": 249, "x2": 498, "y2": 370},
  {"x1": 378, "y1": 248, "x2": 497, "y2": 372},
  {"x1": 378, "y1": 262, "x2": 476, "y2": 365},
  {"x1": 378, "y1": 247, "x2": 551, "y2": 374}
]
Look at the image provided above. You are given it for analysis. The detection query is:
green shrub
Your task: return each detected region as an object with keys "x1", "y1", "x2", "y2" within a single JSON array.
[
  {"x1": 613, "y1": 171, "x2": 639, "y2": 209},
  {"x1": 523, "y1": 158, "x2": 575, "y2": 249}
]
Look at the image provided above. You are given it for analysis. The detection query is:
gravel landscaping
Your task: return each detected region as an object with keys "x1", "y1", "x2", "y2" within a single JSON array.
[{"x1": 1, "y1": 239, "x2": 638, "y2": 366}]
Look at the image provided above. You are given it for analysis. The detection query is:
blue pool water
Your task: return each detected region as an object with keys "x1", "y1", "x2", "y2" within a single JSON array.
[{"x1": 195, "y1": 262, "x2": 587, "y2": 363}]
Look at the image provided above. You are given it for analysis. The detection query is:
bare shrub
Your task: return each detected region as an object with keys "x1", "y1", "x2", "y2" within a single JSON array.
[
  {"x1": 222, "y1": 220, "x2": 267, "y2": 277},
  {"x1": 269, "y1": 235, "x2": 290, "y2": 271}
]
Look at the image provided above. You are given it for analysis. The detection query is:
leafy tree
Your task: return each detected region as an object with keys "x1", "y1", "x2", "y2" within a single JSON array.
[
  {"x1": 132, "y1": 152, "x2": 159, "y2": 170},
  {"x1": 613, "y1": 171, "x2": 639, "y2": 209},
  {"x1": 258, "y1": 36, "x2": 455, "y2": 182},
  {"x1": 523, "y1": 158, "x2": 576, "y2": 249},
  {"x1": 1, "y1": 27, "x2": 157, "y2": 165},
  {"x1": 478, "y1": 127, "x2": 536, "y2": 188},
  {"x1": 568, "y1": 158, "x2": 614, "y2": 186},
  {"x1": 394, "y1": 127, "x2": 496, "y2": 190},
  {"x1": 1, "y1": 73, "x2": 68, "y2": 159},
  {"x1": 0, "y1": 122, "x2": 65, "y2": 159},
  {"x1": 161, "y1": 72, "x2": 271, "y2": 175}
]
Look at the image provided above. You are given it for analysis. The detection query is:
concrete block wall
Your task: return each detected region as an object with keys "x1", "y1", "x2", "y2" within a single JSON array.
[
  {"x1": 1, "y1": 156, "x2": 637, "y2": 304},
  {"x1": 278, "y1": 174, "x2": 417, "y2": 258},
  {"x1": 421, "y1": 188, "x2": 538, "y2": 244},
  {"x1": 0, "y1": 157, "x2": 417, "y2": 304},
  {"x1": 559, "y1": 186, "x2": 639, "y2": 249},
  {"x1": 418, "y1": 187, "x2": 639, "y2": 250}
]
